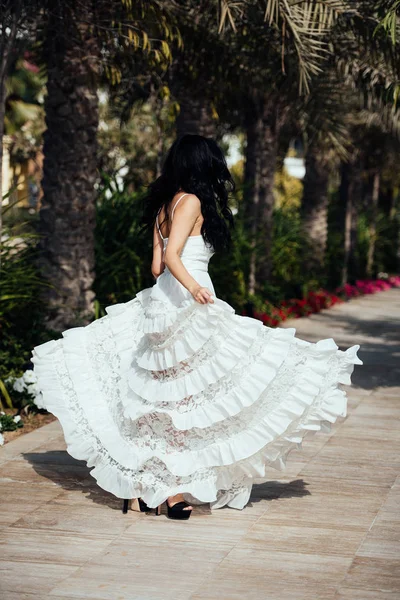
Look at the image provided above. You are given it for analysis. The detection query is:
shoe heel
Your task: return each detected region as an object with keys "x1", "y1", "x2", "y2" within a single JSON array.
[
  {"x1": 122, "y1": 499, "x2": 129, "y2": 513},
  {"x1": 155, "y1": 503, "x2": 162, "y2": 516}
]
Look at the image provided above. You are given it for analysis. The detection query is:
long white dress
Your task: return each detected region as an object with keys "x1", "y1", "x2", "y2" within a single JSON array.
[{"x1": 31, "y1": 200, "x2": 362, "y2": 510}]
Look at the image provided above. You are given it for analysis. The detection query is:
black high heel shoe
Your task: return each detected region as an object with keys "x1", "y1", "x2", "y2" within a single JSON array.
[
  {"x1": 122, "y1": 498, "x2": 151, "y2": 513},
  {"x1": 155, "y1": 499, "x2": 193, "y2": 520}
]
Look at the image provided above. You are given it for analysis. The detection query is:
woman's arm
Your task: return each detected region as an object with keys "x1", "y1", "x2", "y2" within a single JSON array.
[
  {"x1": 151, "y1": 221, "x2": 165, "y2": 279},
  {"x1": 164, "y1": 194, "x2": 214, "y2": 304}
]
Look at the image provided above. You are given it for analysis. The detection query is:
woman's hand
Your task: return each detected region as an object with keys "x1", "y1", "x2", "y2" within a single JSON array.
[{"x1": 190, "y1": 285, "x2": 214, "y2": 304}]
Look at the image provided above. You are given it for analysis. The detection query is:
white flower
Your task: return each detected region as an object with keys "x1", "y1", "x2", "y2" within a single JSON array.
[
  {"x1": 33, "y1": 392, "x2": 45, "y2": 409},
  {"x1": 26, "y1": 382, "x2": 40, "y2": 397},
  {"x1": 0, "y1": 422, "x2": 2, "y2": 431},
  {"x1": 13, "y1": 415, "x2": 21, "y2": 423},
  {"x1": 22, "y1": 370, "x2": 37, "y2": 384},
  {"x1": 0, "y1": 433, "x2": 4, "y2": 446},
  {"x1": 0, "y1": 411, "x2": 5, "y2": 415},
  {"x1": 13, "y1": 378, "x2": 25, "y2": 393}
]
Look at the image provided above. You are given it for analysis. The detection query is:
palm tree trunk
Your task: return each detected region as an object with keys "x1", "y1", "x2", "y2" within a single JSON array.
[
  {"x1": 244, "y1": 95, "x2": 281, "y2": 293},
  {"x1": 38, "y1": 1, "x2": 100, "y2": 331},
  {"x1": 379, "y1": 186, "x2": 394, "y2": 217},
  {"x1": 349, "y1": 164, "x2": 362, "y2": 281},
  {"x1": 366, "y1": 171, "x2": 380, "y2": 278},
  {"x1": 339, "y1": 162, "x2": 351, "y2": 285},
  {"x1": 379, "y1": 184, "x2": 399, "y2": 273},
  {"x1": 339, "y1": 159, "x2": 363, "y2": 285},
  {"x1": 244, "y1": 111, "x2": 261, "y2": 295},
  {"x1": 255, "y1": 110, "x2": 279, "y2": 285},
  {"x1": 301, "y1": 143, "x2": 330, "y2": 275}
]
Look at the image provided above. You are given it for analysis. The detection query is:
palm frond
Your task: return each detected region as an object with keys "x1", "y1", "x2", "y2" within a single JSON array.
[
  {"x1": 263, "y1": 1, "x2": 356, "y2": 93},
  {"x1": 218, "y1": 0, "x2": 245, "y2": 33},
  {"x1": 375, "y1": 0, "x2": 400, "y2": 44}
]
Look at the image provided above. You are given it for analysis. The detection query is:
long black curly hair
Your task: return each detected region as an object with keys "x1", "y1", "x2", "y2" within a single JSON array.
[{"x1": 142, "y1": 134, "x2": 235, "y2": 252}]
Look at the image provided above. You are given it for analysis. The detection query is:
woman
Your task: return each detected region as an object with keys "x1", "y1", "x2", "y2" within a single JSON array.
[{"x1": 31, "y1": 134, "x2": 362, "y2": 521}]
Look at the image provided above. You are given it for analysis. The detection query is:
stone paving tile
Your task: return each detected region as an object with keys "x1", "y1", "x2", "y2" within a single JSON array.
[
  {"x1": 352, "y1": 395, "x2": 400, "y2": 416},
  {"x1": 0, "y1": 421, "x2": 63, "y2": 466},
  {"x1": 0, "y1": 561, "x2": 81, "y2": 596},
  {"x1": 374, "y1": 479, "x2": 400, "y2": 525},
  {"x1": 314, "y1": 436, "x2": 400, "y2": 463},
  {"x1": 300, "y1": 456, "x2": 399, "y2": 488},
  {"x1": 0, "y1": 527, "x2": 114, "y2": 566},
  {"x1": 0, "y1": 480, "x2": 63, "y2": 527},
  {"x1": 1, "y1": 593, "x2": 43, "y2": 600},
  {"x1": 335, "y1": 588, "x2": 398, "y2": 599},
  {"x1": 189, "y1": 548, "x2": 352, "y2": 600},
  {"x1": 251, "y1": 479, "x2": 384, "y2": 531},
  {"x1": 337, "y1": 557, "x2": 400, "y2": 595},
  {"x1": 9, "y1": 499, "x2": 138, "y2": 536},
  {"x1": 48, "y1": 540, "x2": 229, "y2": 600},
  {"x1": 240, "y1": 522, "x2": 365, "y2": 557}
]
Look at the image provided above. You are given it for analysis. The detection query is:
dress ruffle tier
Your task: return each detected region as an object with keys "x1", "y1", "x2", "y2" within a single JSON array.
[{"x1": 31, "y1": 287, "x2": 362, "y2": 510}]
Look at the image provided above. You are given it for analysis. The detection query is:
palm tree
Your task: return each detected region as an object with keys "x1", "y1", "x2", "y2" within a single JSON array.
[
  {"x1": 299, "y1": 67, "x2": 349, "y2": 277},
  {"x1": 37, "y1": 0, "x2": 174, "y2": 330},
  {"x1": 37, "y1": 1, "x2": 101, "y2": 329},
  {"x1": 236, "y1": 1, "x2": 354, "y2": 291},
  {"x1": 299, "y1": 1, "x2": 400, "y2": 280}
]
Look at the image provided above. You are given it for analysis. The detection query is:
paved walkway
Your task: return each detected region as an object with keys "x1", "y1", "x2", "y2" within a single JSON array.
[{"x1": 1, "y1": 288, "x2": 399, "y2": 600}]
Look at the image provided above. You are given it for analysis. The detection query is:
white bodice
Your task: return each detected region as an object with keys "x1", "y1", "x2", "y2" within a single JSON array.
[{"x1": 163, "y1": 235, "x2": 214, "y2": 274}]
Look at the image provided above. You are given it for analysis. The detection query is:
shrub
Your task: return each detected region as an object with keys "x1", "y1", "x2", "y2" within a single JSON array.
[
  {"x1": 93, "y1": 175, "x2": 153, "y2": 313},
  {"x1": 0, "y1": 203, "x2": 49, "y2": 406}
]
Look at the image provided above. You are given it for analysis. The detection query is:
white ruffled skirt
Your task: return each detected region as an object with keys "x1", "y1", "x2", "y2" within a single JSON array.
[{"x1": 31, "y1": 269, "x2": 362, "y2": 510}]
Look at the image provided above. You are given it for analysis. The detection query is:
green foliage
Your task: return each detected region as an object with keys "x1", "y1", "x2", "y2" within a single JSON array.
[
  {"x1": 209, "y1": 215, "x2": 250, "y2": 311},
  {"x1": 0, "y1": 234, "x2": 43, "y2": 311},
  {"x1": 0, "y1": 201, "x2": 49, "y2": 396},
  {"x1": 1, "y1": 374, "x2": 40, "y2": 413},
  {"x1": 274, "y1": 166, "x2": 303, "y2": 210},
  {"x1": 271, "y1": 207, "x2": 310, "y2": 291},
  {"x1": 5, "y1": 53, "x2": 45, "y2": 137},
  {"x1": 375, "y1": 0, "x2": 400, "y2": 45},
  {"x1": 326, "y1": 184, "x2": 400, "y2": 287},
  {"x1": 209, "y1": 169, "x2": 316, "y2": 309},
  {"x1": 374, "y1": 209, "x2": 400, "y2": 274},
  {"x1": 258, "y1": 205, "x2": 319, "y2": 306},
  {"x1": 325, "y1": 189, "x2": 345, "y2": 288},
  {"x1": 0, "y1": 412, "x2": 23, "y2": 432},
  {"x1": 97, "y1": 94, "x2": 177, "y2": 190},
  {"x1": 93, "y1": 175, "x2": 154, "y2": 313},
  {"x1": 0, "y1": 329, "x2": 35, "y2": 381},
  {"x1": 355, "y1": 214, "x2": 371, "y2": 280}
]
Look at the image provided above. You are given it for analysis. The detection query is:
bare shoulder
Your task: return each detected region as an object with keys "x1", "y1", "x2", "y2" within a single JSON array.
[{"x1": 173, "y1": 193, "x2": 201, "y2": 216}]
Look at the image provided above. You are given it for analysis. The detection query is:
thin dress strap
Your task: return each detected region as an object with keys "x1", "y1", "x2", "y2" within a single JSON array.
[
  {"x1": 156, "y1": 193, "x2": 189, "y2": 240},
  {"x1": 171, "y1": 193, "x2": 190, "y2": 221},
  {"x1": 155, "y1": 208, "x2": 164, "y2": 240}
]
